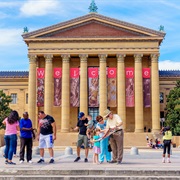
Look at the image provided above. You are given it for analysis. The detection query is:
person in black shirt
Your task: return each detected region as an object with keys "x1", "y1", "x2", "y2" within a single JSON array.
[
  {"x1": 37, "y1": 111, "x2": 56, "y2": 164},
  {"x1": 73, "y1": 112, "x2": 89, "y2": 162}
]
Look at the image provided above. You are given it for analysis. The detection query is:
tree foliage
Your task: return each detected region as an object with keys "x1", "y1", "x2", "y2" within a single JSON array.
[
  {"x1": 0, "y1": 90, "x2": 12, "y2": 129},
  {"x1": 165, "y1": 80, "x2": 180, "y2": 135}
]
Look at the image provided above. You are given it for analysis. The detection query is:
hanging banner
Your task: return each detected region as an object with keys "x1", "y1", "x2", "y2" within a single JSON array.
[
  {"x1": 125, "y1": 68, "x2": 134, "y2": 107},
  {"x1": 54, "y1": 68, "x2": 62, "y2": 106},
  {"x1": 107, "y1": 68, "x2": 117, "y2": 107},
  {"x1": 37, "y1": 68, "x2": 45, "y2": 107},
  {"x1": 70, "y1": 68, "x2": 80, "y2": 107},
  {"x1": 88, "y1": 68, "x2": 99, "y2": 107},
  {"x1": 143, "y1": 68, "x2": 151, "y2": 107}
]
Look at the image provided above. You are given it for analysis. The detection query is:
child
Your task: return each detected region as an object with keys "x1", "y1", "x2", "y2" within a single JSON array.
[
  {"x1": 85, "y1": 115, "x2": 94, "y2": 139},
  {"x1": 92, "y1": 128, "x2": 101, "y2": 164}
]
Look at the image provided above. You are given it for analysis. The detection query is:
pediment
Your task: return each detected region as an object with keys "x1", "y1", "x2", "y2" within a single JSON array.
[{"x1": 22, "y1": 13, "x2": 165, "y2": 41}]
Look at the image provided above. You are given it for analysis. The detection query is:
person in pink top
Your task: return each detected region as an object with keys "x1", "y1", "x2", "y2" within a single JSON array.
[{"x1": 3, "y1": 110, "x2": 20, "y2": 165}]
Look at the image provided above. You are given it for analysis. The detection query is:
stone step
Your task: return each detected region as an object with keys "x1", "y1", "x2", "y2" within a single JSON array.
[
  {"x1": 0, "y1": 175, "x2": 179, "y2": 180},
  {"x1": 0, "y1": 170, "x2": 179, "y2": 176}
]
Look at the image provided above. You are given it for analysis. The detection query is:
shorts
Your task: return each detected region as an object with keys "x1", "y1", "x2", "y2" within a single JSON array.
[
  {"x1": 39, "y1": 134, "x2": 54, "y2": 148},
  {"x1": 77, "y1": 134, "x2": 88, "y2": 148}
]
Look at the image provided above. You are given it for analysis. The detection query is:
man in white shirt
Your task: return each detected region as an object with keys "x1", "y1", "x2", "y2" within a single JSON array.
[{"x1": 104, "y1": 109, "x2": 124, "y2": 164}]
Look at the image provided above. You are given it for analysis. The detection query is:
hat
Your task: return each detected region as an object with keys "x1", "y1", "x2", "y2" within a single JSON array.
[
  {"x1": 103, "y1": 109, "x2": 112, "y2": 118},
  {"x1": 78, "y1": 112, "x2": 85, "y2": 119}
]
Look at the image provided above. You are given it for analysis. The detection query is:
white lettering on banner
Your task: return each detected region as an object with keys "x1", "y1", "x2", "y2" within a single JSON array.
[
  {"x1": 126, "y1": 71, "x2": 133, "y2": 76},
  {"x1": 109, "y1": 70, "x2": 115, "y2": 75},
  {"x1": 55, "y1": 71, "x2": 61, "y2": 77},
  {"x1": 91, "y1": 71, "x2": 96, "y2": 76},
  {"x1": 37, "y1": 70, "x2": 44, "y2": 77},
  {"x1": 144, "y1": 71, "x2": 149, "y2": 77},
  {"x1": 73, "y1": 70, "x2": 77, "y2": 77}
]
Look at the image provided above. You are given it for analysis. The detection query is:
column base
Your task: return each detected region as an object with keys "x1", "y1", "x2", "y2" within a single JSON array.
[
  {"x1": 134, "y1": 129, "x2": 144, "y2": 133},
  {"x1": 61, "y1": 128, "x2": 69, "y2": 133}
]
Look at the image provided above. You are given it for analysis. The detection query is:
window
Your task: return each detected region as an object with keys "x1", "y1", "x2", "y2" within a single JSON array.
[
  {"x1": 160, "y1": 92, "x2": 164, "y2": 103},
  {"x1": 26, "y1": 93, "x2": 28, "y2": 104},
  {"x1": 11, "y1": 93, "x2": 17, "y2": 104},
  {"x1": 88, "y1": 107, "x2": 99, "y2": 121}
]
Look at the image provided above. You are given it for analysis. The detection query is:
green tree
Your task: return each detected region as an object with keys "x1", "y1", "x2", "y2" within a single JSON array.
[
  {"x1": 0, "y1": 90, "x2": 12, "y2": 129},
  {"x1": 165, "y1": 80, "x2": 180, "y2": 135}
]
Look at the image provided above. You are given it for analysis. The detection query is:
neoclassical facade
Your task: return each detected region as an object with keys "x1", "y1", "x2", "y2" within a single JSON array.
[{"x1": 21, "y1": 13, "x2": 165, "y2": 133}]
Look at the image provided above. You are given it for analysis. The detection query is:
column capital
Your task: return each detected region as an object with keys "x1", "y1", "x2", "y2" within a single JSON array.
[
  {"x1": 116, "y1": 54, "x2": 126, "y2": 63},
  {"x1": 98, "y1": 54, "x2": 107, "y2": 62},
  {"x1": 79, "y1": 54, "x2": 88, "y2": 63},
  {"x1": 28, "y1": 54, "x2": 37, "y2": 64},
  {"x1": 151, "y1": 54, "x2": 159, "y2": 63},
  {"x1": 44, "y1": 54, "x2": 53, "y2": 63},
  {"x1": 61, "y1": 54, "x2": 70, "y2": 63},
  {"x1": 134, "y1": 54, "x2": 143, "y2": 63}
]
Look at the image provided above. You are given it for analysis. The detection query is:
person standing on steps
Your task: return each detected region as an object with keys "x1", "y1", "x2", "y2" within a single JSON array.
[
  {"x1": 73, "y1": 112, "x2": 89, "y2": 163},
  {"x1": 37, "y1": 111, "x2": 57, "y2": 164}
]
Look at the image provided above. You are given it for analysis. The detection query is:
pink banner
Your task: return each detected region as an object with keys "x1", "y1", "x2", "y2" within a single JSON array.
[
  {"x1": 37, "y1": 68, "x2": 45, "y2": 107},
  {"x1": 70, "y1": 68, "x2": 80, "y2": 107},
  {"x1": 54, "y1": 68, "x2": 62, "y2": 106},
  {"x1": 143, "y1": 68, "x2": 151, "y2": 107},
  {"x1": 107, "y1": 68, "x2": 117, "y2": 107},
  {"x1": 88, "y1": 68, "x2": 99, "y2": 107},
  {"x1": 125, "y1": 68, "x2": 134, "y2": 107}
]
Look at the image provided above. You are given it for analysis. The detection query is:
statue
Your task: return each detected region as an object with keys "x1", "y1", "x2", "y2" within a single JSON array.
[
  {"x1": 23, "y1": 27, "x2": 29, "y2": 33},
  {"x1": 159, "y1": 25, "x2": 164, "y2": 32},
  {"x1": 88, "y1": 0, "x2": 98, "y2": 13}
]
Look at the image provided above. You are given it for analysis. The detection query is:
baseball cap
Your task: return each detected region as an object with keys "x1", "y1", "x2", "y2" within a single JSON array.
[{"x1": 78, "y1": 112, "x2": 85, "y2": 119}]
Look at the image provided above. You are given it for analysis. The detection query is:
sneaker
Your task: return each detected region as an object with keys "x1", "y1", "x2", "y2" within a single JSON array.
[
  {"x1": 28, "y1": 160, "x2": 33, "y2": 164},
  {"x1": 74, "y1": 157, "x2": 80, "y2": 162},
  {"x1": 116, "y1": 161, "x2": 121, "y2": 165},
  {"x1": 167, "y1": 158, "x2": 171, "y2": 163},
  {"x1": 84, "y1": 158, "x2": 88, "y2": 162},
  {"x1": 19, "y1": 160, "x2": 24, "y2": 164},
  {"x1": 162, "y1": 158, "x2": 165, "y2": 163},
  {"x1": 7, "y1": 162, "x2": 16, "y2": 165},
  {"x1": 5, "y1": 160, "x2": 8, "y2": 164},
  {"x1": 109, "y1": 160, "x2": 117, "y2": 163},
  {"x1": 49, "y1": 159, "x2": 54, "y2": 164},
  {"x1": 37, "y1": 159, "x2": 45, "y2": 163}
]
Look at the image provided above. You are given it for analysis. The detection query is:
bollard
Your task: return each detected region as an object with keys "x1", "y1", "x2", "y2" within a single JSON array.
[
  {"x1": 33, "y1": 147, "x2": 40, "y2": 155},
  {"x1": 130, "y1": 147, "x2": 139, "y2": 155},
  {"x1": 65, "y1": 146, "x2": 73, "y2": 155}
]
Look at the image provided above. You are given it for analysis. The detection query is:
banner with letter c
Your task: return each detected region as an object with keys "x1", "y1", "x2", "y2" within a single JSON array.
[{"x1": 88, "y1": 68, "x2": 99, "y2": 107}]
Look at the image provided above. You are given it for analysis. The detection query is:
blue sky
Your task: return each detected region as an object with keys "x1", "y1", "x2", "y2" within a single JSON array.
[{"x1": 0, "y1": 0, "x2": 180, "y2": 71}]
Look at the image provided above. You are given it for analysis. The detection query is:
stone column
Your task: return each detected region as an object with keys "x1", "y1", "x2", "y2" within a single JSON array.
[
  {"x1": 61, "y1": 54, "x2": 70, "y2": 132},
  {"x1": 44, "y1": 54, "x2": 53, "y2": 115},
  {"x1": 99, "y1": 54, "x2": 107, "y2": 115},
  {"x1": 151, "y1": 54, "x2": 160, "y2": 132},
  {"x1": 134, "y1": 54, "x2": 144, "y2": 133},
  {"x1": 117, "y1": 54, "x2": 126, "y2": 131},
  {"x1": 79, "y1": 54, "x2": 88, "y2": 115},
  {"x1": 28, "y1": 54, "x2": 37, "y2": 126}
]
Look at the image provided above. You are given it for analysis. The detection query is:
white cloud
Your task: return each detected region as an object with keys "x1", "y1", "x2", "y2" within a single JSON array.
[
  {"x1": 0, "y1": 28, "x2": 23, "y2": 47},
  {"x1": 20, "y1": 0, "x2": 61, "y2": 16},
  {"x1": 159, "y1": 60, "x2": 180, "y2": 70}
]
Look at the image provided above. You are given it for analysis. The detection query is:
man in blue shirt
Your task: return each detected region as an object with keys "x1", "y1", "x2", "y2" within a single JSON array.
[{"x1": 19, "y1": 112, "x2": 35, "y2": 163}]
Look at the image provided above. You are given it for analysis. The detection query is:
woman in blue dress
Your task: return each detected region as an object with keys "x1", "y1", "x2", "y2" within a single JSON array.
[{"x1": 96, "y1": 115, "x2": 111, "y2": 163}]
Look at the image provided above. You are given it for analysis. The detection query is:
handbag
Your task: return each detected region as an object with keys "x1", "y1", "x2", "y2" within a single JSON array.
[{"x1": 108, "y1": 144, "x2": 112, "y2": 152}]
